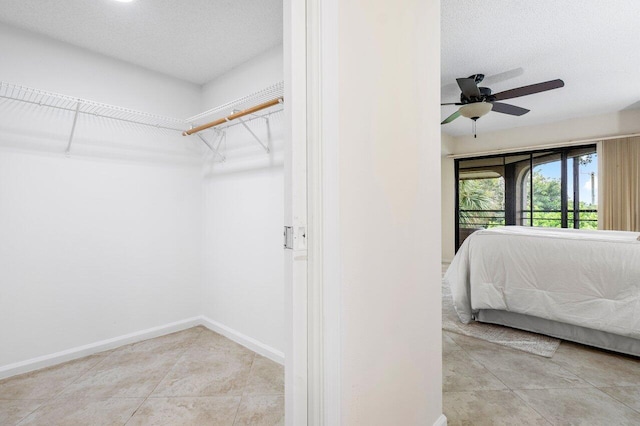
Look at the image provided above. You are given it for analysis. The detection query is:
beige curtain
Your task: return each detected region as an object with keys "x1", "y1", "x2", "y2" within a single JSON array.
[{"x1": 599, "y1": 136, "x2": 640, "y2": 231}]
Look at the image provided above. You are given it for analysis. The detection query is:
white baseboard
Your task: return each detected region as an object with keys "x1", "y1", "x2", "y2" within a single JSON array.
[
  {"x1": 0, "y1": 315, "x2": 284, "y2": 381},
  {"x1": 434, "y1": 414, "x2": 448, "y2": 426},
  {"x1": 199, "y1": 316, "x2": 284, "y2": 365},
  {"x1": 0, "y1": 317, "x2": 201, "y2": 380}
]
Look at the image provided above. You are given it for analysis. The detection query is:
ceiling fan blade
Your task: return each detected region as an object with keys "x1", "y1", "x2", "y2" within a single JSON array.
[
  {"x1": 441, "y1": 110, "x2": 461, "y2": 125},
  {"x1": 442, "y1": 68, "x2": 524, "y2": 97},
  {"x1": 441, "y1": 102, "x2": 464, "y2": 106},
  {"x1": 481, "y1": 67, "x2": 525, "y2": 87},
  {"x1": 490, "y1": 102, "x2": 530, "y2": 116},
  {"x1": 493, "y1": 79, "x2": 564, "y2": 101},
  {"x1": 456, "y1": 78, "x2": 481, "y2": 99}
]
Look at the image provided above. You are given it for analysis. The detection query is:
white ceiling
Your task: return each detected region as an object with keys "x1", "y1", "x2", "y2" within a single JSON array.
[
  {"x1": 1, "y1": 0, "x2": 637, "y2": 128},
  {"x1": 0, "y1": 0, "x2": 283, "y2": 85},
  {"x1": 441, "y1": 0, "x2": 640, "y2": 137}
]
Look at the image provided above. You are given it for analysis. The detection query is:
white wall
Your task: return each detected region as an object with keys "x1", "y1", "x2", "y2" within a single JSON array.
[
  {"x1": 0, "y1": 24, "x2": 200, "y2": 118},
  {"x1": 441, "y1": 109, "x2": 640, "y2": 260},
  {"x1": 0, "y1": 23, "x2": 203, "y2": 370},
  {"x1": 0, "y1": 154, "x2": 202, "y2": 368},
  {"x1": 200, "y1": 46, "x2": 285, "y2": 356},
  {"x1": 201, "y1": 45, "x2": 284, "y2": 111},
  {"x1": 441, "y1": 133, "x2": 456, "y2": 262},
  {"x1": 327, "y1": 0, "x2": 443, "y2": 424}
]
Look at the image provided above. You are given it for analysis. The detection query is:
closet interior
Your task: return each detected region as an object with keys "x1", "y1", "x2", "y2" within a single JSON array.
[{"x1": 0, "y1": 1, "x2": 287, "y2": 423}]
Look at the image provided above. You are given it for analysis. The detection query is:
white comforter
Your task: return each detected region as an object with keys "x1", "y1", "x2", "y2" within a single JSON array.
[{"x1": 443, "y1": 226, "x2": 640, "y2": 339}]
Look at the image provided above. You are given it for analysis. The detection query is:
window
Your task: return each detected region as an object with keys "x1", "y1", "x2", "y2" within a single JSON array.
[{"x1": 455, "y1": 145, "x2": 597, "y2": 250}]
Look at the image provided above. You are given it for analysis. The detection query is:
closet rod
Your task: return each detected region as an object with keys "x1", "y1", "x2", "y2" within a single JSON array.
[{"x1": 183, "y1": 97, "x2": 283, "y2": 136}]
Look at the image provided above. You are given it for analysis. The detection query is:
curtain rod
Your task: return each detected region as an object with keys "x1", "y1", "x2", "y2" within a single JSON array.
[
  {"x1": 447, "y1": 132, "x2": 640, "y2": 159},
  {"x1": 183, "y1": 97, "x2": 283, "y2": 136}
]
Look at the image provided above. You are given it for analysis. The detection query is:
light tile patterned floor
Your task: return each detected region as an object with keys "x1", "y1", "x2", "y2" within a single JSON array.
[
  {"x1": 0, "y1": 326, "x2": 284, "y2": 425},
  {"x1": 5, "y1": 282, "x2": 640, "y2": 425},
  {"x1": 443, "y1": 262, "x2": 640, "y2": 425}
]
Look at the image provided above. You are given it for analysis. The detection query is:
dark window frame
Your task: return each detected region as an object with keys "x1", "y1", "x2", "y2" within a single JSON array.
[{"x1": 454, "y1": 144, "x2": 597, "y2": 251}]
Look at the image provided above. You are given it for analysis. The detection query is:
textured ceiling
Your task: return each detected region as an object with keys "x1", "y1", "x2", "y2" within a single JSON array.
[
  {"x1": 442, "y1": 0, "x2": 640, "y2": 137},
  {"x1": 0, "y1": 0, "x2": 283, "y2": 85}
]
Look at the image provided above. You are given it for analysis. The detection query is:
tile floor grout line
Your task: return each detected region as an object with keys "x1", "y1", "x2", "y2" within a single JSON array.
[
  {"x1": 587, "y1": 386, "x2": 640, "y2": 413},
  {"x1": 451, "y1": 339, "x2": 514, "y2": 391},
  {"x1": 514, "y1": 386, "x2": 640, "y2": 423},
  {"x1": 232, "y1": 353, "x2": 257, "y2": 425},
  {"x1": 507, "y1": 385, "x2": 595, "y2": 391},
  {"x1": 543, "y1": 359, "x2": 611, "y2": 389},
  {"x1": 122, "y1": 327, "x2": 205, "y2": 426},
  {"x1": 12, "y1": 348, "x2": 118, "y2": 423},
  {"x1": 14, "y1": 401, "x2": 46, "y2": 426},
  {"x1": 53, "y1": 349, "x2": 117, "y2": 401},
  {"x1": 510, "y1": 388, "x2": 555, "y2": 425},
  {"x1": 596, "y1": 386, "x2": 640, "y2": 415},
  {"x1": 240, "y1": 392, "x2": 286, "y2": 396},
  {"x1": 242, "y1": 353, "x2": 259, "y2": 397},
  {"x1": 442, "y1": 389, "x2": 556, "y2": 425},
  {"x1": 546, "y1": 356, "x2": 635, "y2": 390},
  {"x1": 231, "y1": 395, "x2": 245, "y2": 426}
]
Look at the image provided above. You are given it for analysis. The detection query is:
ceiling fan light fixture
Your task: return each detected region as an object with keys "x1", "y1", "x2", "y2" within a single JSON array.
[{"x1": 459, "y1": 102, "x2": 493, "y2": 120}]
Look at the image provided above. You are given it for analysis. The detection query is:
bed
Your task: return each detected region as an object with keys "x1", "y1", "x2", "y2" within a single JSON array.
[{"x1": 443, "y1": 226, "x2": 640, "y2": 356}]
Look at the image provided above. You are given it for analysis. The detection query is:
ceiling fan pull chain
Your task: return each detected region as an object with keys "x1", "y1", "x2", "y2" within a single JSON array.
[{"x1": 473, "y1": 120, "x2": 477, "y2": 138}]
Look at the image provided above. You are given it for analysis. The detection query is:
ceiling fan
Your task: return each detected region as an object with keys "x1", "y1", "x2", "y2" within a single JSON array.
[{"x1": 441, "y1": 74, "x2": 565, "y2": 135}]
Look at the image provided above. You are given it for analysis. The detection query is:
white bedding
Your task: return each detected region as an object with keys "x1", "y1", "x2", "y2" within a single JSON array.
[{"x1": 443, "y1": 226, "x2": 640, "y2": 339}]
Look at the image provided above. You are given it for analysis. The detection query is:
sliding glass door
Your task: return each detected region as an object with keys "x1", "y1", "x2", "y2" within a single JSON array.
[{"x1": 455, "y1": 145, "x2": 597, "y2": 250}]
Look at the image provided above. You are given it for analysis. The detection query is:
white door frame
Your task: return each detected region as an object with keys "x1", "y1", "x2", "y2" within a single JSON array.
[
  {"x1": 283, "y1": 0, "x2": 309, "y2": 424},
  {"x1": 306, "y1": 0, "x2": 341, "y2": 424},
  {"x1": 285, "y1": 0, "x2": 341, "y2": 424}
]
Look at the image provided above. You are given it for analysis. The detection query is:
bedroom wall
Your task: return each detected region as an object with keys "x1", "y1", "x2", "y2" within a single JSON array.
[
  {"x1": 200, "y1": 45, "x2": 285, "y2": 359},
  {"x1": 441, "y1": 108, "x2": 640, "y2": 260},
  {"x1": 452, "y1": 108, "x2": 640, "y2": 155},
  {"x1": 0, "y1": 24, "x2": 203, "y2": 373}
]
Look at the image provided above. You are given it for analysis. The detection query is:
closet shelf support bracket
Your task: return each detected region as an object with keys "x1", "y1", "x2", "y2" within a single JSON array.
[
  {"x1": 197, "y1": 131, "x2": 225, "y2": 162},
  {"x1": 238, "y1": 117, "x2": 270, "y2": 154},
  {"x1": 65, "y1": 101, "x2": 81, "y2": 157}
]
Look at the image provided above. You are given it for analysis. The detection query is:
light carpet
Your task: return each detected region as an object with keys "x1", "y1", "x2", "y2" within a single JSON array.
[{"x1": 442, "y1": 267, "x2": 560, "y2": 358}]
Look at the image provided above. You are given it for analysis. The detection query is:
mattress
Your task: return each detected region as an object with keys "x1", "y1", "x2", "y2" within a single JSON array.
[{"x1": 443, "y1": 226, "x2": 640, "y2": 340}]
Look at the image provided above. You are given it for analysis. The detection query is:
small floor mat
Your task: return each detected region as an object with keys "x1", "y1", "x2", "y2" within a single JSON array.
[{"x1": 442, "y1": 282, "x2": 560, "y2": 358}]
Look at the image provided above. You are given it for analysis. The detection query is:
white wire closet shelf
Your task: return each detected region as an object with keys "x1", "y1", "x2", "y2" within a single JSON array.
[
  {"x1": 0, "y1": 80, "x2": 189, "y2": 156},
  {"x1": 0, "y1": 80, "x2": 284, "y2": 158},
  {"x1": 0, "y1": 81, "x2": 188, "y2": 132}
]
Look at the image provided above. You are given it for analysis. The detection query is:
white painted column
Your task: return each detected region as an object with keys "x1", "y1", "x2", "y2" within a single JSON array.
[{"x1": 312, "y1": 0, "x2": 444, "y2": 424}]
